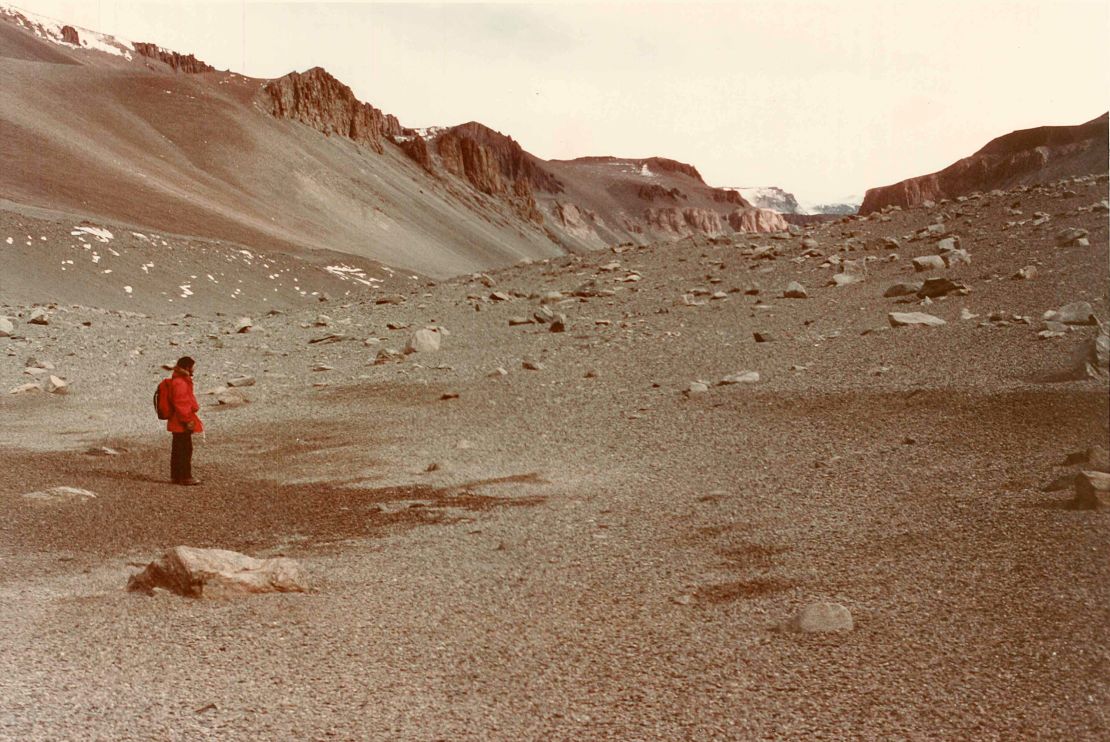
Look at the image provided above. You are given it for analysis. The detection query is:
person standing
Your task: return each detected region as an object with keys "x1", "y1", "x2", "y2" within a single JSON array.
[{"x1": 167, "y1": 356, "x2": 203, "y2": 485}]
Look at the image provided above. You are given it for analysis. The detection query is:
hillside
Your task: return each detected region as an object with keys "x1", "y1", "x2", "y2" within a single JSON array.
[
  {"x1": 0, "y1": 5, "x2": 787, "y2": 298},
  {"x1": 860, "y1": 113, "x2": 1109, "y2": 214}
]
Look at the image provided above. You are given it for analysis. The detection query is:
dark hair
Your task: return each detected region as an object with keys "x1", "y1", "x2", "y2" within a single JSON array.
[{"x1": 176, "y1": 356, "x2": 196, "y2": 370}]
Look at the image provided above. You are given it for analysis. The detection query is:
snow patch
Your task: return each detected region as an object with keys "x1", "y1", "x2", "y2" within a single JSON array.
[
  {"x1": 71, "y1": 226, "x2": 114, "y2": 242},
  {"x1": 324, "y1": 264, "x2": 379, "y2": 287},
  {"x1": 1, "y1": 3, "x2": 134, "y2": 59}
]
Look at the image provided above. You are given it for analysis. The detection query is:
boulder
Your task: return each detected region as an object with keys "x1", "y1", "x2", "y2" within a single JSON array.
[
  {"x1": 1072, "y1": 471, "x2": 1110, "y2": 509},
  {"x1": 1056, "y1": 227, "x2": 1090, "y2": 247},
  {"x1": 126, "y1": 546, "x2": 308, "y2": 597},
  {"x1": 22, "y1": 486, "x2": 96, "y2": 503},
  {"x1": 404, "y1": 328, "x2": 441, "y2": 354},
  {"x1": 889, "y1": 312, "x2": 946, "y2": 328},
  {"x1": 786, "y1": 602, "x2": 854, "y2": 633},
  {"x1": 916, "y1": 278, "x2": 967, "y2": 299},
  {"x1": 783, "y1": 281, "x2": 808, "y2": 299},
  {"x1": 1045, "y1": 302, "x2": 1097, "y2": 326},
  {"x1": 45, "y1": 376, "x2": 68, "y2": 394},
  {"x1": 883, "y1": 282, "x2": 923, "y2": 298},
  {"x1": 1071, "y1": 326, "x2": 1109, "y2": 380},
  {"x1": 0, "y1": 317, "x2": 13, "y2": 337},
  {"x1": 28, "y1": 307, "x2": 50, "y2": 325},
  {"x1": 911, "y1": 255, "x2": 946, "y2": 272}
]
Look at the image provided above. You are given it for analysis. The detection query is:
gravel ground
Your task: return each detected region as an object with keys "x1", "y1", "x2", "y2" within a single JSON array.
[{"x1": 1, "y1": 177, "x2": 1107, "y2": 739}]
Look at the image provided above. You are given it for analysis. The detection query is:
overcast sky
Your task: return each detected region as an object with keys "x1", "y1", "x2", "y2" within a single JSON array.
[{"x1": 11, "y1": 0, "x2": 1109, "y2": 202}]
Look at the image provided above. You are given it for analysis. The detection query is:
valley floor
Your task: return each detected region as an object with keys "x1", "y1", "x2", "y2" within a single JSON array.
[{"x1": 1, "y1": 178, "x2": 1107, "y2": 739}]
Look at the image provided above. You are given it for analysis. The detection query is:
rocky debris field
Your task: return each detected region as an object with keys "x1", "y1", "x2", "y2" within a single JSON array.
[{"x1": 0, "y1": 175, "x2": 1108, "y2": 739}]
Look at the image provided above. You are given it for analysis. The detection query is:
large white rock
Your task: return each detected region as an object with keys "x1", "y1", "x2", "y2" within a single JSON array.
[
  {"x1": 0, "y1": 317, "x2": 13, "y2": 337},
  {"x1": 889, "y1": 312, "x2": 946, "y2": 328},
  {"x1": 127, "y1": 546, "x2": 308, "y2": 597},
  {"x1": 28, "y1": 307, "x2": 50, "y2": 325},
  {"x1": 22, "y1": 486, "x2": 96, "y2": 503},
  {"x1": 405, "y1": 328, "x2": 441, "y2": 354},
  {"x1": 912, "y1": 255, "x2": 946, "y2": 272}
]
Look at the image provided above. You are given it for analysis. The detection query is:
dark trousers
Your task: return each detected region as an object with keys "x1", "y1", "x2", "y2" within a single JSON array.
[{"x1": 171, "y1": 432, "x2": 193, "y2": 482}]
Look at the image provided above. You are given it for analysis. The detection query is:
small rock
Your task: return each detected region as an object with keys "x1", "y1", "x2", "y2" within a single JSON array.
[
  {"x1": 942, "y1": 249, "x2": 972, "y2": 267},
  {"x1": 549, "y1": 314, "x2": 567, "y2": 333},
  {"x1": 1012, "y1": 266, "x2": 1037, "y2": 280},
  {"x1": 916, "y1": 278, "x2": 966, "y2": 299},
  {"x1": 786, "y1": 602, "x2": 854, "y2": 633},
  {"x1": 829, "y1": 273, "x2": 860, "y2": 287},
  {"x1": 753, "y1": 331, "x2": 775, "y2": 343},
  {"x1": 28, "y1": 307, "x2": 50, "y2": 325},
  {"x1": 960, "y1": 308, "x2": 979, "y2": 321},
  {"x1": 234, "y1": 317, "x2": 253, "y2": 333},
  {"x1": 45, "y1": 375, "x2": 68, "y2": 394},
  {"x1": 522, "y1": 359, "x2": 543, "y2": 371},
  {"x1": 719, "y1": 371, "x2": 760, "y2": 385},
  {"x1": 508, "y1": 316, "x2": 533, "y2": 326},
  {"x1": 375, "y1": 294, "x2": 406, "y2": 305},
  {"x1": 783, "y1": 281, "x2": 808, "y2": 299},
  {"x1": 883, "y1": 282, "x2": 923, "y2": 298},
  {"x1": 405, "y1": 328, "x2": 441, "y2": 354},
  {"x1": 85, "y1": 446, "x2": 121, "y2": 456},
  {"x1": 686, "y1": 381, "x2": 709, "y2": 394},
  {"x1": 226, "y1": 375, "x2": 256, "y2": 387},
  {"x1": 488, "y1": 367, "x2": 508, "y2": 378},
  {"x1": 888, "y1": 312, "x2": 946, "y2": 328},
  {"x1": 8, "y1": 382, "x2": 42, "y2": 394}
]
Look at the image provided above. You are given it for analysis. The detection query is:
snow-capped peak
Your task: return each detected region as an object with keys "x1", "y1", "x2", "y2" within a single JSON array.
[{"x1": 0, "y1": 3, "x2": 134, "y2": 59}]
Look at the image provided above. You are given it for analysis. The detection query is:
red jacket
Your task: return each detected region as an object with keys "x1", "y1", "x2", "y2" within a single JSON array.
[{"x1": 167, "y1": 367, "x2": 204, "y2": 434}]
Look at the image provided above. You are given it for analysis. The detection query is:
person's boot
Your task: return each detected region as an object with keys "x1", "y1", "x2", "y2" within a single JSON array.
[{"x1": 178, "y1": 478, "x2": 202, "y2": 486}]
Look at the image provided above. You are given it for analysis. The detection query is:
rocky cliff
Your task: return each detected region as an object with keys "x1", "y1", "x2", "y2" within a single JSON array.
[
  {"x1": 263, "y1": 67, "x2": 402, "y2": 155},
  {"x1": 431, "y1": 122, "x2": 563, "y2": 195},
  {"x1": 860, "y1": 113, "x2": 1109, "y2": 213},
  {"x1": 133, "y1": 42, "x2": 215, "y2": 73}
]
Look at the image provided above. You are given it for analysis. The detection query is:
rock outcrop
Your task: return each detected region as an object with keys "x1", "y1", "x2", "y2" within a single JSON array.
[
  {"x1": 728, "y1": 208, "x2": 788, "y2": 233},
  {"x1": 133, "y1": 42, "x2": 215, "y2": 73},
  {"x1": 860, "y1": 113, "x2": 1109, "y2": 213},
  {"x1": 433, "y1": 122, "x2": 562, "y2": 195},
  {"x1": 59, "y1": 25, "x2": 78, "y2": 45},
  {"x1": 263, "y1": 67, "x2": 402, "y2": 155}
]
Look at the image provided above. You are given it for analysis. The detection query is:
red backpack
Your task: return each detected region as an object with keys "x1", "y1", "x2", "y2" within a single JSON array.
[{"x1": 154, "y1": 377, "x2": 175, "y2": 420}]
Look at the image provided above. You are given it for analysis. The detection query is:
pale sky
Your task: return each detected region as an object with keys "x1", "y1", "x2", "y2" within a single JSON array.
[{"x1": 10, "y1": 0, "x2": 1110, "y2": 202}]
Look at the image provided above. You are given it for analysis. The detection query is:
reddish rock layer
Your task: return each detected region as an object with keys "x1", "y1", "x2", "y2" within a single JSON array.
[
  {"x1": 263, "y1": 67, "x2": 401, "y2": 155},
  {"x1": 860, "y1": 113, "x2": 1108, "y2": 213},
  {"x1": 637, "y1": 184, "x2": 685, "y2": 202},
  {"x1": 60, "y1": 25, "x2": 78, "y2": 45},
  {"x1": 133, "y1": 42, "x2": 215, "y2": 73},
  {"x1": 434, "y1": 122, "x2": 562, "y2": 195}
]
